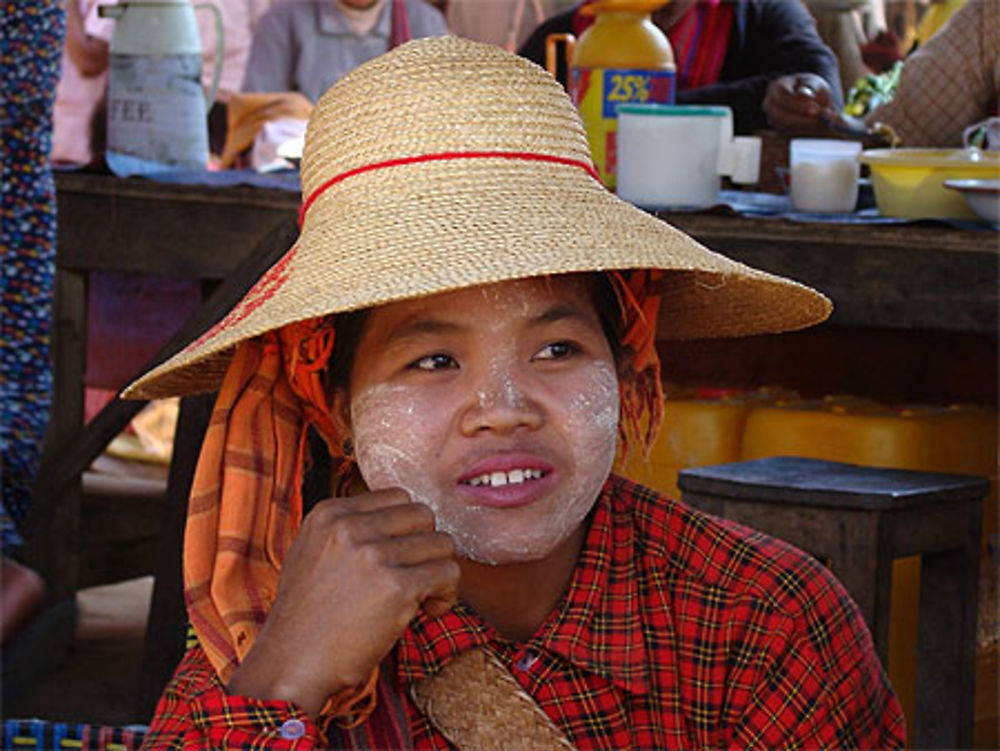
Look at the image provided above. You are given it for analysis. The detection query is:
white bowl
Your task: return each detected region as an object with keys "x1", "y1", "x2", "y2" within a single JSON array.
[{"x1": 944, "y1": 178, "x2": 1000, "y2": 224}]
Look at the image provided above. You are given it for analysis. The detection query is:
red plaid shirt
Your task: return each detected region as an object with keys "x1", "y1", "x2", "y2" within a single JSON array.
[{"x1": 143, "y1": 476, "x2": 904, "y2": 749}]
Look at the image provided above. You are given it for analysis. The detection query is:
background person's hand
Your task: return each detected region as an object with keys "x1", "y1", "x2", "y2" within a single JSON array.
[
  {"x1": 763, "y1": 73, "x2": 835, "y2": 135},
  {"x1": 0, "y1": 557, "x2": 46, "y2": 645},
  {"x1": 226, "y1": 489, "x2": 459, "y2": 718}
]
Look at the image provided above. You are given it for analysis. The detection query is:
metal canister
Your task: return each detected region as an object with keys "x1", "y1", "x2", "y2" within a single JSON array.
[{"x1": 100, "y1": 0, "x2": 223, "y2": 175}]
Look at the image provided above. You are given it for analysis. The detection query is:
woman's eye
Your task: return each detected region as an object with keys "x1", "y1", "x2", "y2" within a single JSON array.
[
  {"x1": 410, "y1": 353, "x2": 457, "y2": 371},
  {"x1": 534, "y1": 341, "x2": 578, "y2": 361}
]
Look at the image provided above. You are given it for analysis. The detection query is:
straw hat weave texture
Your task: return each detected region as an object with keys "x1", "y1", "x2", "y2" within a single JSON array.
[{"x1": 124, "y1": 36, "x2": 831, "y2": 400}]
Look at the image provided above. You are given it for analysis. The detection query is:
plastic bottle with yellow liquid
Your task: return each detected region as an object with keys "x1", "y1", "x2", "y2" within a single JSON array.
[{"x1": 549, "y1": 0, "x2": 676, "y2": 189}]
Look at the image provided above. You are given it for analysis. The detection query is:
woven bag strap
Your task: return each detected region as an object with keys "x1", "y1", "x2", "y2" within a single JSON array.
[{"x1": 409, "y1": 647, "x2": 576, "y2": 750}]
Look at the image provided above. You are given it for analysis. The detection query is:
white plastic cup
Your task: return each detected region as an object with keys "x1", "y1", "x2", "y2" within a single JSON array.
[{"x1": 789, "y1": 139, "x2": 862, "y2": 213}]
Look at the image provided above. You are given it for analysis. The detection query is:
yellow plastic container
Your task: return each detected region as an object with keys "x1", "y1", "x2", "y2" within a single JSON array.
[
  {"x1": 741, "y1": 398, "x2": 997, "y2": 475},
  {"x1": 860, "y1": 148, "x2": 1000, "y2": 220},
  {"x1": 617, "y1": 387, "x2": 795, "y2": 498},
  {"x1": 740, "y1": 398, "x2": 999, "y2": 745},
  {"x1": 566, "y1": 0, "x2": 675, "y2": 189}
]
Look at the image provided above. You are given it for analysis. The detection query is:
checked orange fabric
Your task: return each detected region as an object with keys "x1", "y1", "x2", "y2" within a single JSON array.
[
  {"x1": 146, "y1": 476, "x2": 904, "y2": 749},
  {"x1": 183, "y1": 320, "x2": 377, "y2": 727}
]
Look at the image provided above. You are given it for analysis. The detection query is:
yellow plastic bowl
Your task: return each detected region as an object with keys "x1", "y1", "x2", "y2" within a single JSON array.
[{"x1": 860, "y1": 148, "x2": 1000, "y2": 219}]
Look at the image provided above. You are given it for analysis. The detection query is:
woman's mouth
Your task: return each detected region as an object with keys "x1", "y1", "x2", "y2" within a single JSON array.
[
  {"x1": 457, "y1": 457, "x2": 556, "y2": 508},
  {"x1": 465, "y1": 467, "x2": 546, "y2": 487}
]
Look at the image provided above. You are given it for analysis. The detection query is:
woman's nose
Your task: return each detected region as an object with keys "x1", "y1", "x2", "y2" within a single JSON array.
[{"x1": 458, "y1": 364, "x2": 543, "y2": 436}]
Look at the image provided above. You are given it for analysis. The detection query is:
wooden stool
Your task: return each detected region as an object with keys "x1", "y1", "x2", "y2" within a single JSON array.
[{"x1": 678, "y1": 456, "x2": 986, "y2": 749}]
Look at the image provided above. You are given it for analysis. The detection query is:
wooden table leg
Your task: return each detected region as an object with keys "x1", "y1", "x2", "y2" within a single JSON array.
[
  {"x1": 25, "y1": 268, "x2": 87, "y2": 601},
  {"x1": 914, "y1": 531, "x2": 981, "y2": 748},
  {"x1": 829, "y1": 520, "x2": 894, "y2": 664}
]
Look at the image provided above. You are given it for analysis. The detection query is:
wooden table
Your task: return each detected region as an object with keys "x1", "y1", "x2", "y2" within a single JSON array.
[
  {"x1": 52, "y1": 172, "x2": 1000, "y2": 330},
  {"x1": 31, "y1": 173, "x2": 999, "y2": 590},
  {"x1": 28, "y1": 173, "x2": 299, "y2": 600},
  {"x1": 655, "y1": 209, "x2": 999, "y2": 335},
  {"x1": 26, "y1": 172, "x2": 1000, "y2": 714},
  {"x1": 53, "y1": 172, "x2": 299, "y2": 281}
]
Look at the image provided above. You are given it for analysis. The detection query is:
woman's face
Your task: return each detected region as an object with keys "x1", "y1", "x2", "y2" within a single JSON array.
[{"x1": 335, "y1": 276, "x2": 620, "y2": 566}]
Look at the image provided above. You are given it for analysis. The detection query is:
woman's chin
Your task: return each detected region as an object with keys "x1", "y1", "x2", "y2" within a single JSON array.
[
  {"x1": 448, "y1": 521, "x2": 580, "y2": 567},
  {"x1": 454, "y1": 537, "x2": 553, "y2": 567}
]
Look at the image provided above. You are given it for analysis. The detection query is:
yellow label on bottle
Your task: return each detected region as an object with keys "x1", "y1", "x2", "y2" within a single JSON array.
[{"x1": 570, "y1": 66, "x2": 676, "y2": 189}]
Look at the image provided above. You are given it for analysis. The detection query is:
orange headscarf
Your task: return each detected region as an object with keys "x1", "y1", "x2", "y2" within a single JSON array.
[
  {"x1": 610, "y1": 268, "x2": 665, "y2": 460},
  {"x1": 183, "y1": 271, "x2": 663, "y2": 727}
]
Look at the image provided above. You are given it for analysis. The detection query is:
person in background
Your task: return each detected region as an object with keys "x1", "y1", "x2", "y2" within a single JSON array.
[
  {"x1": 53, "y1": 0, "x2": 109, "y2": 165},
  {"x1": 861, "y1": 0, "x2": 998, "y2": 147},
  {"x1": 241, "y1": 0, "x2": 449, "y2": 103},
  {"x1": 136, "y1": 36, "x2": 902, "y2": 748},
  {"x1": 805, "y1": 0, "x2": 871, "y2": 95},
  {"x1": 447, "y1": 0, "x2": 570, "y2": 51},
  {"x1": 519, "y1": 0, "x2": 844, "y2": 136},
  {"x1": 801, "y1": 0, "x2": 998, "y2": 147},
  {"x1": 1, "y1": 505, "x2": 46, "y2": 647}
]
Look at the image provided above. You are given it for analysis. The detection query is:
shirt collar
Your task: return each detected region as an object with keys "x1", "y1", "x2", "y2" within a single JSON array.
[
  {"x1": 318, "y1": 0, "x2": 390, "y2": 38},
  {"x1": 396, "y1": 478, "x2": 651, "y2": 696}
]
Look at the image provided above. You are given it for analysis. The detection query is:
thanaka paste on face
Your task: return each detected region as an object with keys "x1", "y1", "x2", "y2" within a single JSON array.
[{"x1": 347, "y1": 279, "x2": 621, "y2": 565}]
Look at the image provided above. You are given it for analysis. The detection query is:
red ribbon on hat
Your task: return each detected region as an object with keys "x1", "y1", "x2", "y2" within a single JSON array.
[{"x1": 299, "y1": 151, "x2": 601, "y2": 226}]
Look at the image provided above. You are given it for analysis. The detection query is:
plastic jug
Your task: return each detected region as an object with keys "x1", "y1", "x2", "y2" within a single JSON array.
[
  {"x1": 100, "y1": 0, "x2": 224, "y2": 176},
  {"x1": 547, "y1": 0, "x2": 675, "y2": 189}
]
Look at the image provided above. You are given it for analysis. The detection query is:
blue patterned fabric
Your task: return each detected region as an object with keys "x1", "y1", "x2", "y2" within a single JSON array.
[
  {"x1": 1, "y1": 1, "x2": 65, "y2": 526},
  {"x1": 0, "y1": 501, "x2": 21, "y2": 553}
]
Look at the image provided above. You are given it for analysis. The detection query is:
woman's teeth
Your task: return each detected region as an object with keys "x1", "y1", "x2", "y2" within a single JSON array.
[{"x1": 467, "y1": 468, "x2": 545, "y2": 487}]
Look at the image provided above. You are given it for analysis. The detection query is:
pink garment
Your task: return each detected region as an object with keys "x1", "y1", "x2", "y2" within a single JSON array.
[
  {"x1": 51, "y1": 58, "x2": 105, "y2": 165},
  {"x1": 51, "y1": 0, "x2": 112, "y2": 165}
]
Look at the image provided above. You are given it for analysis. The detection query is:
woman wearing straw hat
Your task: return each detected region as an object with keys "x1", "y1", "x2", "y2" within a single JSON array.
[{"x1": 134, "y1": 36, "x2": 903, "y2": 749}]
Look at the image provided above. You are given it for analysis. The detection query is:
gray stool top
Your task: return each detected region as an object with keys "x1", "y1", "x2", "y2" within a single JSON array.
[{"x1": 678, "y1": 456, "x2": 990, "y2": 511}]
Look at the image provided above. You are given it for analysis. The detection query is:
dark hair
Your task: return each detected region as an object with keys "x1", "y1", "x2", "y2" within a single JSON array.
[
  {"x1": 591, "y1": 272, "x2": 624, "y2": 366},
  {"x1": 327, "y1": 307, "x2": 371, "y2": 392}
]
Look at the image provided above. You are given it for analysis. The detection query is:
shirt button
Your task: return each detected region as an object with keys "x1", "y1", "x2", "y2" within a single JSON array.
[
  {"x1": 279, "y1": 718, "x2": 307, "y2": 740},
  {"x1": 516, "y1": 649, "x2": 539, "y2": 671}
]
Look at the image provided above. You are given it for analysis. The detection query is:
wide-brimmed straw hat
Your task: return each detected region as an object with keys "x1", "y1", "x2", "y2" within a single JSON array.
[{"x1": 124, "y1": 35, "x2": 830, "y2": 400}]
